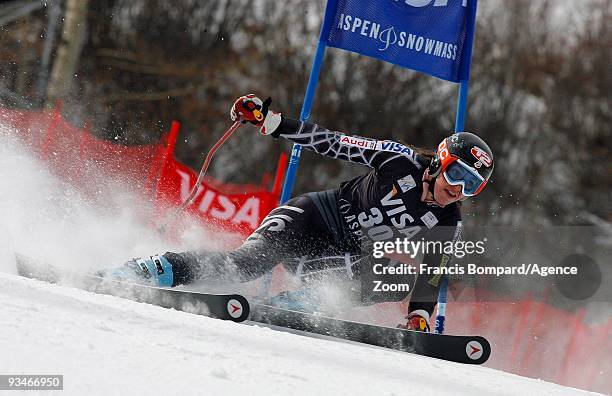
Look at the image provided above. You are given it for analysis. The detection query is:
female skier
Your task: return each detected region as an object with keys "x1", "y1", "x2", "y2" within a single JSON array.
[{"x1": 103, "y1": 94, "x2": 494, "y2": 331}]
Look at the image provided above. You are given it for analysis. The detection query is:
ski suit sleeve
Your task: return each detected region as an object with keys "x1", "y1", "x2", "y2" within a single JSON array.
[
  {"x1": 409, "y1": 221, "x2": 463, "y2": 316},
  {"x1": 272, "y1": 116, "x2": 421, "y2": 172}
]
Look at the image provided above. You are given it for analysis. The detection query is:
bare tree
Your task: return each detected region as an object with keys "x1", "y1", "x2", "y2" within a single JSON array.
[{"x1": 45, "y1": 0, "x2": 90, "y2": 107}]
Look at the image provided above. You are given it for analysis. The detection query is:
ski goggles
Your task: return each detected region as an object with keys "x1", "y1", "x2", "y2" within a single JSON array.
[{"x1": 442, "y1": 159, "x2": 486, "y2": 196}]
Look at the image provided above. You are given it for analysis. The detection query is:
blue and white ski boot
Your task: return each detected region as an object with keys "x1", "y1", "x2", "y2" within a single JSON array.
[{"x1": 97, "y1": 255, "x2": 174, "y2": 287}]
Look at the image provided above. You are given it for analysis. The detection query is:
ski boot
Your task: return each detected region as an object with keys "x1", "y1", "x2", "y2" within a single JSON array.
[{"x1": 96, "y1": 255, "x2": 175, "y2": 287}]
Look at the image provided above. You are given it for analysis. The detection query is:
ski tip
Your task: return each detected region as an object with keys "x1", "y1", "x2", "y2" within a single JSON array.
[
  {"x1": 464, "y1": 336, "x2": 491, "y2": 364},
  {"x1": 227, "y1": 294, "x2": 250, "y2": 322}
]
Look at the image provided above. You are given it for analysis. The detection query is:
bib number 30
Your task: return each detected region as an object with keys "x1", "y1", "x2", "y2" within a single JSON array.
[{"x1": 357, "y1": 208, "x2": 394, "y2": 241}]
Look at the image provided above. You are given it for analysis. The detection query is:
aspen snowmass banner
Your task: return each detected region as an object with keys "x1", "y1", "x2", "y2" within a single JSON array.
[{"x1": 324, "y1": 0, "x2": 477, "y2": 82}]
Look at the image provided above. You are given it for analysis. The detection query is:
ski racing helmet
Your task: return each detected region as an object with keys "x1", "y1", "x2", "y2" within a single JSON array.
[{"x1": 428, "y1": 132, "x2": 494, "y2": 196}]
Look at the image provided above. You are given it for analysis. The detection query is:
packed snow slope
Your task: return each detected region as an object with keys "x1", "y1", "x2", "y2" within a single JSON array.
[{"x1": 0, "y1": 273, "x2": 600, "y2": 396}]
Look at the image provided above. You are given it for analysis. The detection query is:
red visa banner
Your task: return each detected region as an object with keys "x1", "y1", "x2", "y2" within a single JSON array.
[{"x1": 1, "y1": 106, "x2": 284, "y2": 240}]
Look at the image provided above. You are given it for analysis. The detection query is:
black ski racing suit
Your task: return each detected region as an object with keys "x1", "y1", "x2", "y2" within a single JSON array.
[{"x1": 164, "y1": 117, "x2": 462, "y2": 316}]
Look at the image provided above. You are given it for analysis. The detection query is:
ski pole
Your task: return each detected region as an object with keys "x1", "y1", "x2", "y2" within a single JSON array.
[{"x1": 157, "y1": 121, "x2": 243, "y2": 234}]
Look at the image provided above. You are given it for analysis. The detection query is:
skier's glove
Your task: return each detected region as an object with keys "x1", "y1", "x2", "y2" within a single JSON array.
[
  {"x1": 230, "y1": 94, "x2": 271, "y2": 126},
  {"x1": 397, "y1": 309, "x2": 431, "y2": 332},
  {"x1": 230, "y1": 94, "x2": 282, "y2": 136}
]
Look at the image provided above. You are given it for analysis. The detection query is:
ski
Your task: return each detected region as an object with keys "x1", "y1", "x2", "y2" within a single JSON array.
[
  {"x1": 249, "y1": 303, "x2": 491, "y2": 364},
  {"x1": 14, "y1": 254, "x2": 250, "y2": 322},
  {"x1": 15, "y1": 254, "x2": 490, "y2": 363}
]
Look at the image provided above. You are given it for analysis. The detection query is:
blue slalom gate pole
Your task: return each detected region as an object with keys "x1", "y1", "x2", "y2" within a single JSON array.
[
  {"x1": 279, "y1": 0, "x2": 338, "y2": 204},
  {"x1": 279, "y1": 42, "x2": 327, "y2": 203},
  {"x1": 434, "y1": 80, "x2": 470, "y2": 335},
  {"x1": 434, "y1": 275, "x2": 449, "y2": 335},
  {"x1": 454, "y1": 81, "x2": 470, "y2": 132},
  {"x1": 434, "y1": 0, "x2": 478, "y2": 336}
]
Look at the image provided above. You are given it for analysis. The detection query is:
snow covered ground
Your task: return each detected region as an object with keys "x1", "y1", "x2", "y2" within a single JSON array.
[{"x1": 0, "y1": 272, "x2": 601, "y2": 396}]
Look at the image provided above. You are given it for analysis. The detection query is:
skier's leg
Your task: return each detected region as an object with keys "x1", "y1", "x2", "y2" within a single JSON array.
[
  {"x1": 165, "y1": 195, "x2": 338, "y2": 284},
  {"x1": 101, "y1": 194, "x2": 337, "y2": 287}
]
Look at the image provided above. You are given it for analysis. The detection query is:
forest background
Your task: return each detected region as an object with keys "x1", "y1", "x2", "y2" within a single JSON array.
[{"x1": 0, "y1": 0, "x2": 609, "y2": 228}]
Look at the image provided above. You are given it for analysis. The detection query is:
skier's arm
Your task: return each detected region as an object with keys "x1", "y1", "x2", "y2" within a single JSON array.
[
  {"x1": 406, "y1": 221, "x2": 463, "y2": 322},
  {"x1": 229, "y1": 95, "x2": 420, "y2": 171},
  {"x1": 268, "y1": 116, "x2": 420, "y2": 171}
]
